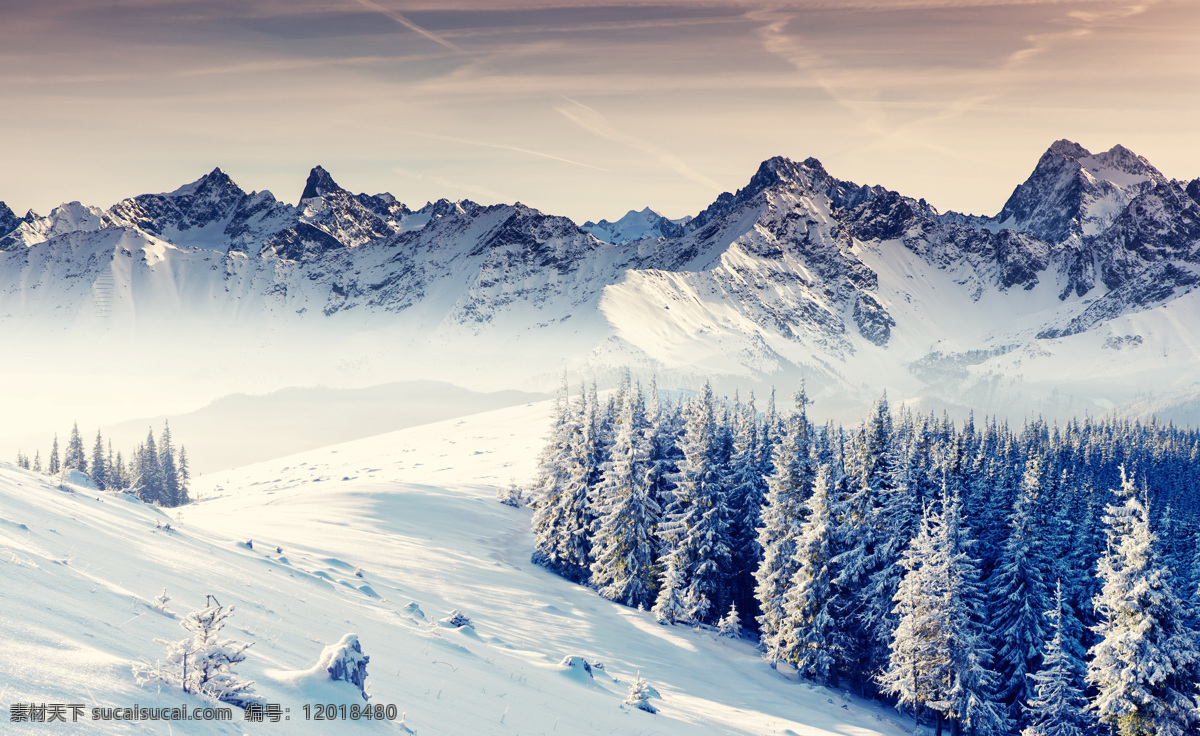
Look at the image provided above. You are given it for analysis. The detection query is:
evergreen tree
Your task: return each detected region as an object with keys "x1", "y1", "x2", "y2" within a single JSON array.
[
  {"x1": 1086, "y1": 468, "x2": 1200, "y2": 736},
  {"x1": 589, "y1": 385, "x2": 661, "y2": 608},
  {"x1": 530, "y1": 382, "x2": 594, "y2": 583},
  {"x1": 178, "y1": 446, "x2": 191, "y2": 492},
  {"x1": 91, "y1": 430, "x2": 108, "y2": 491},
  {"x1": 652, "y1": 554, "x2": 687, "y2": 625},
  {"x1": 754, "y1": 388, "x2": 814, "y2": 658},
  {"x1": 134, "y1": 594, "x2": 262, "y2": 707},
  {"x1": 657, "y1": 382, "x2": 732, "y2": 624},
  {"x1": 136, "y1": 430, "x2": 165, "y2": 504},
  {"x1": 880, "y1": 491, "x2": 1008, "y2": 735},
  {"x1": 160, "y1": 421, "x2": 182, "y2": 506},
  {"x1": 64, "y1": 422, "x2": 87, "y2": 473},
  {"x1": 1022, "y1": 582, "x2": 1091, "y2": 736},
  {"x1": 717, "y1": 603, "x2": 741, "y2": 639},
  {"x1": 32, "y1": 450, "x2": 42, "y2": 473},
  {"x1": 49, "y1": 434, "x2": 60, "y2": 475},
  {"x1": 991, "y1": 453, "x2": 1054, "y2": 719},
  {"x1": 776, "y1": 462, "x2": 840, "y2": 686}
]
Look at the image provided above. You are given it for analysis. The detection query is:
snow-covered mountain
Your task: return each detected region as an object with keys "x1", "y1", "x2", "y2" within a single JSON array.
[
  {"x1": 582, "y1": 207, "x2": 688, "y2": 243},
  {"x1": 3, "y1": 141, "x2": 1200, "y2": 422}
]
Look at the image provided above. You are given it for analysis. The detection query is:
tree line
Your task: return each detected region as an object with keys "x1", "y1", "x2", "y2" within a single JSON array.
[
  {"x1": 527, "y1": 374, "x2": 1200, "y2": 736},
  {"x1": 14, "y1": 421, "x2": 190, "y2": 507}
]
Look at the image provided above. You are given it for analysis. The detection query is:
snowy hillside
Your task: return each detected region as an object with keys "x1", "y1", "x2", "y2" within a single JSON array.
[{"x1": 0, "y1": 401, "x2": 912, "y2": 735}]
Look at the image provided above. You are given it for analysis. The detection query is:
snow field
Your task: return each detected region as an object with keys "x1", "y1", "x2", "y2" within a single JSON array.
[{"x1": 1, "y1": 401, "x2": 911, "y2": 735}]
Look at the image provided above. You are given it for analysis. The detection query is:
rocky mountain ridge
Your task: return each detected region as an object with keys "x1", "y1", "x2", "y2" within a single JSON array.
[{"x1": 3, "y1": 141, "x2": 1200, "y2": 419}]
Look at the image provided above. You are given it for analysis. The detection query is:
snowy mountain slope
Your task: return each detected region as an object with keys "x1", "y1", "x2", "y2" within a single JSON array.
[
  {"x1": 0, "y1": 401, "x2": 913, "y2": 736},
  {"x1": 3, "y1": 140, "x2": 1200, "y2": 425}
]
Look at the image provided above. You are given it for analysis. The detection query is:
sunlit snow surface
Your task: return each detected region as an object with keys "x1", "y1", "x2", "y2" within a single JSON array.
[{"x1": 0, "y1": 401, "x2": 910, "y2": 735}]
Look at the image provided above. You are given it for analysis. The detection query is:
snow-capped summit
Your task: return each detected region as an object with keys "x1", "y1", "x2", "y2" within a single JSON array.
[
  {"x1": 994, "y1": 140, "x2": 1168, "y2": 245},
  {"x1": 107, "y1": 167, "x2": 250, "y2": 250},
  {"x1": 582, "y1": 207, "x2": 684, "y2": 244},
  {"x1": 0, "y1": 200, "x2": 110, "y2": 250}
]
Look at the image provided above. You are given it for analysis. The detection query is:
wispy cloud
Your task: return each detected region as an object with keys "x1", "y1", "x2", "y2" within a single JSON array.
[{"x1": 555, "y1": 99, "x2": 723, "y2": 191}]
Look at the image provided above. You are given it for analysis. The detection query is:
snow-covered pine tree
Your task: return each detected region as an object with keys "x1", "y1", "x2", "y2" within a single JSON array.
[
  {"x1": 32, "y1": 450, "x2": 41, "y2": 473},
  {"x1": 624, "y1": 674, "x2": 659, "y2": 713},
  {"x1": 878, "y1": 499, "x2": 944, "y2": 731},
  {"x1": 990, "y1": 452, "x2": 1054, "y2": 721},
  {"x1": 1021, "y1": 581, "x2": 1091, "y2": 736},
  {"x1": 657, "y1": 382, "x2": 732, "y2": 624},
  {"x1": 91, "y1": 430, "x2": 108, "y2": 490},
  {"x1": 775, "y1": 462, "x2": 839, "y2": 686},
  {"x1": 64, "y1": 422, "x2": 87, "y2": 473},
  {"x1": 754, "y1": 388, "x2": 814, "y2": 659},
  {"x1": 135, "y1": 595, "x2": 261, "y2": 708},
  {"x1": 1086, "y1": 467, "x2": 1200, "y2": 736},
  {"x1": 717, "y1": 603, "x2": 741, "y2": 639},
  {"x1": 879, "y1": 490, "x2": 1009, "y2": 735},
  {"x1": 178, "y1": 446, "x2": 190, "y2": 493},
  {"x1": 829, "y1": 395, "x2": 894, "y2": 689},
  {"x1": 857, "y1": 408, "x2": 924, "y2": 690},
  {"x1": 136, "y1": 430, "x2": 166, "y2": 504},
  {"x1": 160, "y1": 421, "x2": 183, "y2": 506},
  {"x1": 652, "y1": 553, "x2": 687, "y2": 625},
  {"x1": 530, "y1": 382, "x2": 594, "y2": 583},
  {"x1": 725, "y1": 392, "x2": 767, "y2": 625},
  {"x1": 48, "y1": 433, "x2": 60, "y2": 475},
  {"x1": 589, "y1": 383, "x2": 661, "y2": 608}
]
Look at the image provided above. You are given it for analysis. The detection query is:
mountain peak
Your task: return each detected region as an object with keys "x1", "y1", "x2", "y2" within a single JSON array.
[
  {"x1": 300, "y1": 165, "x2": 344, "y2": 202},
  {"x1": 1045, "y1": 139, "x2": 1091, "y2": 160}
]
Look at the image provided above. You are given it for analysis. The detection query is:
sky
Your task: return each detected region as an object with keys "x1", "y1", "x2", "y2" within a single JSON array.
[{"x1": 2, "y1": 0, "x2": 1199, "y2": 223}]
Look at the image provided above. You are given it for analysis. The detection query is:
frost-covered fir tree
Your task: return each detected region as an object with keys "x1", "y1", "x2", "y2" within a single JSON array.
[
  {"x1": 589, "y1": 383, "x2": 661, "y2": 608},
  {"x1": 880, "y1": 490, "x2": 1009, "y2": 735},
  {"x1": 857, "y1": 409, "x2": 924, "y2": 690},
  {"x1": 136, "y1": 430, "x2": 166, "y2": 504},
  {"x1": 64, "y1": 422, "x2": 87, "y2": 473},
  {"x1": 530, "y1": 382, "x2": 595, "y2": 583},
  {"x1": 160, "y1": 421, "x2": 183, "y2": 507},
  {"x1": 1022, "y1": 582, "x2": 1090, "y2": 736},
  {"x1": 754, "y1": 388, "x2": 814, "y2": 659},
  {"x1": 652, "y1": 553, "x2": 687, "y2": 625},
  {"x1": 91, "y1": 430, "x2": 108, "y2": 491},
  {"x1": 48, "y1": 433, "x2": 60, "y2": 475},
  {"x1": 657, "y1": 382, "x2": 732, "y2": 624},
  {"x1": 775, "y1": 463, "x2": 839, "y2": 686},
  {"x1": 717, "y1": 603, "x2": 741, "y2": 639},
  {"x1": 135, "y1": 595, "x2": 262, "y2": 708},
  {"x1": 725, "y1": 393, "x2": 768, "y2": 627},
  {"x1": 991, "y1": 452, "x2": 1054, "y2": 720},
  {"x1": 1086, "y1": 468, "x2": 1200, "y2": 736},
  {"x1": 624, "y1": 674, "x2": 659, "y2": 713}
]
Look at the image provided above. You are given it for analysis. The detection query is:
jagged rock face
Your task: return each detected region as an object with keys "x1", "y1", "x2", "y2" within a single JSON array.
[
  {"x1": 0, "y1": 201, "x2": 110, "y2": 250},
  {"x1": 0, "y1": 202, "x2": 20, "y2": 239},
  {"x1": 994, "y1": 140, "x2": 1168, "y2": 245},
  {"x1": 108, "y1": 167, "x2": 247, "y2": 239}
]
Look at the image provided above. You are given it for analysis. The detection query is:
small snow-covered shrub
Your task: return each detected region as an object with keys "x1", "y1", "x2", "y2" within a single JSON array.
[
  {"x1": 151, "y1": 588, "x2": 171, "y2": 614},
  {"x1": 717, "y1": 603, "x2": 741, "y2": 639},
  {"x1": 496, "y1": 481, "x2": 525, "y2": 508},
  {"x1": 439, "y1": 609, "x2": 473, "y2": 628},
  {"x1": 624, "y1": 674, "x2": 659, "y2": 713},
  {"x1": 133, "y1": 594, "x2": 262, "y2": 708}
]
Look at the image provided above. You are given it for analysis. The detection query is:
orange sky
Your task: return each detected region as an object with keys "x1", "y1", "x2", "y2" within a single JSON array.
[{"x1": 2, "y1": 0, "x2": 1198, "y2": 222}]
